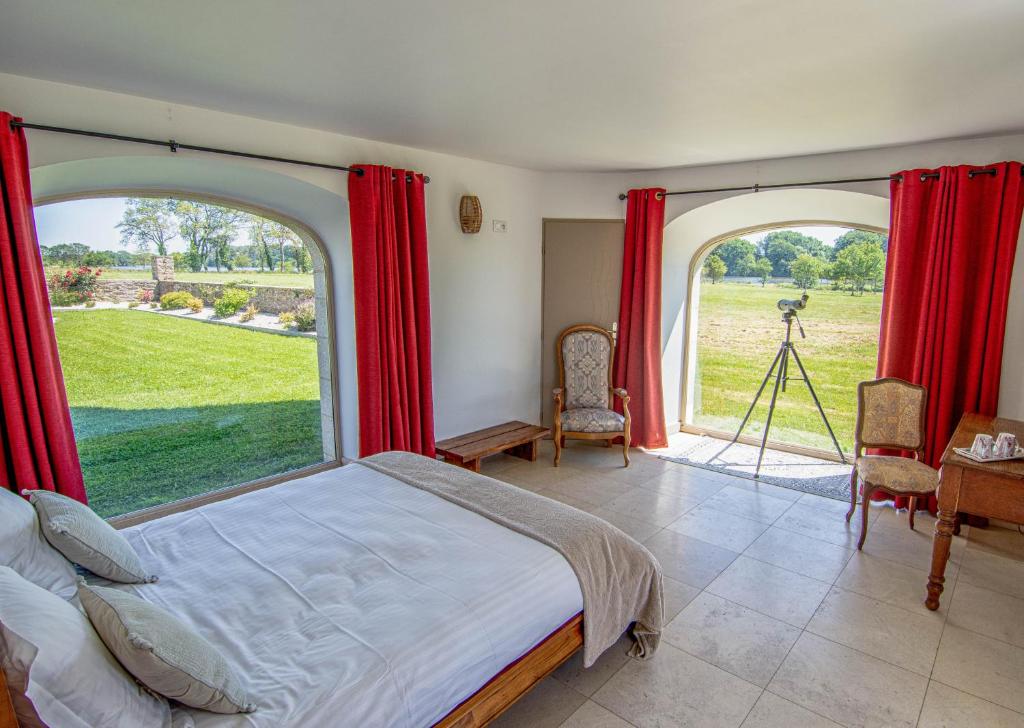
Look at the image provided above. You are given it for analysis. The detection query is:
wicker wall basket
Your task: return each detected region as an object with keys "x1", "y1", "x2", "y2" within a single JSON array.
[{"x1": 459, "y1": 195, "x2": 483, "y2": 234}]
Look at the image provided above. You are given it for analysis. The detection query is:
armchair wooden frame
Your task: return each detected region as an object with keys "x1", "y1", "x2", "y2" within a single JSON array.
[
  {"x1": 845, "y1": 377, "x2": 935, "y2": 549},
  {"x1": 553, "y1": 324, "x2": 631, "y2": 467}
]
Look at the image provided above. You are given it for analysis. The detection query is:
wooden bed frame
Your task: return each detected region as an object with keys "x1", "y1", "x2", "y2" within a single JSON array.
[{"x1": 0, "y1": 614, "x2": 584, "y2": 728}]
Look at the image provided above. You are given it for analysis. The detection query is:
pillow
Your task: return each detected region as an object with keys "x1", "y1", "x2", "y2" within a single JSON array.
[
  {"x1": 0, "y1": 566, "x2": 171, "y2": 728},
  {"x1": 23, "y1": 489, "x2": 157, "y2": 584},
  {"x1": 0, "y1": 488, "x2": 78, "y2": 600},
  {"x1": 78, "y1": 583, "x2": 255, "y2": 714}
]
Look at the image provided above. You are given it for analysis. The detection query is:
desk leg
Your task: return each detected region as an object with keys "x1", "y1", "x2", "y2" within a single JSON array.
[{"x1": 926, "y1": 466, "x2": 961, "y2": 611}]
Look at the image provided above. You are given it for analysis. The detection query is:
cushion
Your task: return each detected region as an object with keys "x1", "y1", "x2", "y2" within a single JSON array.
[
  {"x1": 24, "y1": 489, "x2": 157, "y2": 584},
  {"x1": 79, "y1": 583, "x2": 256, "y2": 714},
  {"x1": 0, "y1": 488, "x2": 78, "y2": 600},
  {"x1": 562, "y1": 330, "x2": 612, "y2": 409},
  {"x1": 561, "y1": 407, "x2": 625, "y2": 433},
  {"x1": 856, "y1": 455, "x2": 938, "y2": 494},
  {"x1": 0, "y1": 566, "x2": 171, "y2": 728}
]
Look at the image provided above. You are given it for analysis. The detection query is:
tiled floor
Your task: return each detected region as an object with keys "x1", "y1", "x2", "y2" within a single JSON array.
[{"x1": 483, "y1": 439, "x2": 1024, "y2": 728}]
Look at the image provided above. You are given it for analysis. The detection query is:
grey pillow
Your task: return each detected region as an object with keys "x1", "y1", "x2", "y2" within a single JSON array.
[
  {"x1": 24, "y1": 490, "x2": 157, "y2": 584},
  {"x1": 78, "y1": 583, "x2": 255, "y2": 714},
  {"x1": 0, "y1": 488, "x2": 78, "y2": 599}
]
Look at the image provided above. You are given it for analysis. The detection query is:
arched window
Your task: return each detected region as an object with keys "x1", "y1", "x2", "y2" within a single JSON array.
[{"x1": 35, "y1": 194, "x2": 338, "y2": 519}]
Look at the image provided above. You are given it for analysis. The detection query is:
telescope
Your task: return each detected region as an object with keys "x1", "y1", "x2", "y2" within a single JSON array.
[{"x1": 777, "y1": 293, "x2": 809, "y2": 314}]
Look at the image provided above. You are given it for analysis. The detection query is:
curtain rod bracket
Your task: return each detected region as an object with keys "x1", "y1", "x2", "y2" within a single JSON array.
[{"x1": 168, "y1": 139, "x2": 178, "y2": 154}]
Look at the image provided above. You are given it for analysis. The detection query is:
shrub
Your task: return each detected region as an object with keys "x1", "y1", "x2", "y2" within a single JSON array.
[
  {"x1": 213, "y1": 288, "x2": 251, "y2": 317},
  {"x1": 149, "y1": 302, "x2": 160, "y2": 309},
  {"x1": 188, "y1": 297, "x2": 203, "y2": 313},
  {"x1": 278, "y1": 311, "x2": 296, "y2": 327},
  {"x1": 50, "y1": 266, "x2": 102, "y2": 306},
  {"x1": 161, "y1": 291, "x2": 199, "y2": 310},
  {"x1": 239, "y1": 303, "x2": 259, "y2": 323},
  {"x1": 136, "y1": 289, "x2": 154, "y2": 303},
  {"x1": 84, "y1": 300, "x2": 96, "y2": 308},
  {"x1": 127, "y1": 301, "x2": 140, "y2": 309},
  {"x1": 293, "y1": 302, "x2": 316, "y2": 332}
]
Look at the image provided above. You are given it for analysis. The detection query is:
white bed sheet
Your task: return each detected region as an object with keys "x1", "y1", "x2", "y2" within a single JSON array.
[{"x1": 118, "y1": 463, "x2": 583, "y2": 728}]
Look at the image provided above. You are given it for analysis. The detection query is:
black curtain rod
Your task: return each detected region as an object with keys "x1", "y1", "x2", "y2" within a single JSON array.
[
  {"x1": 617, "y1": 168, "x2": 1018, "y2": 200},
  {"x1": 9, "y1": 120, "x2": 431, "y2": 183}
]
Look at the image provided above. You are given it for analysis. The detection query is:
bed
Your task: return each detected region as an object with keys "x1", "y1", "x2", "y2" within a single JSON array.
[{"x1": 2, "y1": 454, "x2": 661, "y2": 727}]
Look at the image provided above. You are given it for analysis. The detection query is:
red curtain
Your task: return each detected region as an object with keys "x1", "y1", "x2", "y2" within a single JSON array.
[
  {"x1": 348, "y1": 165, "x2": 435, "y2": 458},
  {"x1": 613, "y1": 188, "x2": 668, "y2": 449},
  {"x1": 876, "y1": 162, "x2": 1024, "y2": 507},
  {"x1": 0, "y1": 112, "x2": 87, "y2": 503}
]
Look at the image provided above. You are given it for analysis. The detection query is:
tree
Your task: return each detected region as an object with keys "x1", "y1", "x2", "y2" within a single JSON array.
[
  {"x1": 761, "y1": 238, "x2": 801, "y2": 277},
  {"x1": 712, "y1": 238, "x2": 756, "y2": 277},
  {"x1": 173, "y1": 201, "x2": 245, "y2": 272},
  {"x1": 831, "y1": 229, "x2": 888, "y2": 260},
  {"x1": 789, "y1": 254, "x2": 826, "y2": 289},
  {"x1": 40, "y1": 242, "x2": 90, "y2": 266},
  {"x1": 117, "y1": 198, "x2": 176, "y2": 256},
  {"x1": 831, "y1": 241, "x2": 886, "y2": 295},
  {"x1": 760, "y1": 230, "x2": 828, "y2": 266},
  {"x1": 703, "y1": 254, "x2": 727, "y2": 284},
  {"x1": 751, "y1": 257, "x2": 773, "y2": 287},
  {"x1": 82, "y1": 250, "x2": 115, "y2": 267}
]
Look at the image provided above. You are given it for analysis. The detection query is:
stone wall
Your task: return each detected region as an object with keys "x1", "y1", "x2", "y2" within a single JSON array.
[
  {"x1": 158, "y1": 281, "x2": 314, "y2": 315},
  {"x1": 94, "y1": 279, "x2": 158, "y2": 302}
]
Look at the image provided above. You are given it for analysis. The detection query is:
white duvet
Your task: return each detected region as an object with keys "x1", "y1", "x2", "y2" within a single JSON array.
[{"x1": 117, "y1": 463, "x2": 583, "y2": 728}]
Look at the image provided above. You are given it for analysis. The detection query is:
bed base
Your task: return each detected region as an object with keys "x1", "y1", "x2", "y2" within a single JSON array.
[{"x1": 435, "y1": 613, "x2": 584, "y2": 728}]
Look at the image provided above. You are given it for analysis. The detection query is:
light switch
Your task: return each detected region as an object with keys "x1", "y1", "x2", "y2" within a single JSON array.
[{"x1": 492, "y1": 220, "x2": 508, "y2": 233}]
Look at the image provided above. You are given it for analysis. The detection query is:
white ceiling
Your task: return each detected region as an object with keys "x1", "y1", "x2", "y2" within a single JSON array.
[{"x1": 1, "y1": 1, "x2": 1022, "y2": 171}]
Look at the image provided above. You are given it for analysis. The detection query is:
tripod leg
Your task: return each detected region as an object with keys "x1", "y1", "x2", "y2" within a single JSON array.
[
  {"x1": 731, "y1": 345, "x2": 785, "y2": 443},
  {"x1": 755, "y1": 347, "x2": 787, "y2": 476},
  {"x1": 788, "y1": 346, "x2": 848, "y2": 463},
  {"x1": 781, "y1": 344, "x2": 789, "y2": 393}
]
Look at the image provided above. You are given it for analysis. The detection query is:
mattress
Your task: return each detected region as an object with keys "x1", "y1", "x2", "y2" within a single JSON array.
[{"x1": 116, "y1": 463, "x2": 583, "y2": 728}]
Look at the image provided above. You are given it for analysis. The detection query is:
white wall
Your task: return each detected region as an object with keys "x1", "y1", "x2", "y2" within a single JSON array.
[
  {"x1": 539, "y1": 133, "x2": 1024, "y2": 425},
  {"x1": 0, "y1": 72, "x2": 546, "y2": 456}
]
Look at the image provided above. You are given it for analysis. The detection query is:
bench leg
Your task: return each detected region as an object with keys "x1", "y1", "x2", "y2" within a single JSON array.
[
  {"x1": 444, "y1": 455, "x2": 481, "y2": 473},
  {"x1": 507, "y1": 439, "x2": 539, "y2": 463}
]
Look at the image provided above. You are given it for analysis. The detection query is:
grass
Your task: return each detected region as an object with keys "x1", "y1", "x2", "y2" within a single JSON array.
[
  {"x1": 694, "y1": 280, "x2": 882, "y2": 453},
  {"x1": 53, "y1": 309, "x2": 323, "y2": 518},
  {"x1": 48, "y1": 267, "x2": 314, "y2": 288}
]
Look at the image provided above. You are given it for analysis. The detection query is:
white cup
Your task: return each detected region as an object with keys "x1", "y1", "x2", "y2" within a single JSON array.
[
  {"x1": 972, "y1": 433, "x2": 995, "y2": 458},
  {"x1": 995, "y1": 432, "x2": 1019, "y2": 458}
]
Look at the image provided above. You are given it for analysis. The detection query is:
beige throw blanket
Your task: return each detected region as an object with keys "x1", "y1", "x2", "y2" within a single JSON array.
[{"x1": 358, "y1": 452, "x2": 663, "y2": 667}]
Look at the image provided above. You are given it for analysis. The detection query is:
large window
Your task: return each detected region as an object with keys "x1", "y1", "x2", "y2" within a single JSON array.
[
  {"x1": 690, "y1": 225, "x2": 887, "y2": 455},
  {"x1": 36, "y1": 196, "x2": 336, "y2": 518}
]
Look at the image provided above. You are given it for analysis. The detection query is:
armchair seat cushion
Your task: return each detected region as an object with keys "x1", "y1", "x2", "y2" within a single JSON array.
[
  {"x1": 561, "y1": 408, "x2": 625, "y2": 433},
  {"x1": 856, "y1": 455, "x2": 938, "y2": 494}
]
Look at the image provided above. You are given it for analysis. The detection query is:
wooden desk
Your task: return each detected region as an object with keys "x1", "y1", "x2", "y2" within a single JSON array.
[{"x1": 926, "y1": 413, "x2": 1024, "y2": 610}]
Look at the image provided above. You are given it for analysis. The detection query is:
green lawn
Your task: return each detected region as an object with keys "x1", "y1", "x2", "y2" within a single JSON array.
[
  {"x1": 53, "y1": 309, "x2": 323, "y2": 518},
  {"x1": 694, "y1": 280, "x2": 882, "y2": 453},
  {"x1": 49, "y1": 267, "x2": 314, "y2": 289}
]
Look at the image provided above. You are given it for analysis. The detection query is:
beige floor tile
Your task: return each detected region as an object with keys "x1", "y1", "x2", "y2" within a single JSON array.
[
  {"x1": 666, "y1": 505, "x2": 769, "y2": 552},
  {"x1": 773, "y1": 502, "x2": 863, "y2": 548},
  {"x1": 871, "y1": 503, "x2": 937, "y2": 533},
  {"x1": 700, "y1": 486, "x2": 794, "y2": 525},
  {"x1": 835, "y1": 552, "x2": 937, "y2": 615},
  {"x1": 543, "y1": 475, "x2": 637, "y2": 508},
  {"x1": 768, "y1": 632, "x2": 928, "y2": 728},
  {"x1": 590, "y1": 506, "x2": 662, "y2": 543},
  {"x1": 534, "y1": 487, "x2": 602, "y2": 512},
  {"x1": 932, "y1": 625, "x2": 1024, "y2": 713},
  {"x1": 805, "y1": 587, "x2": 944, "y2": 676},
  {"x1": 917, "y1": 681, "x2": 1024, "y2": 728},
  {"x1": 559, "y1": 700, "x2": 635, "y2": 728},
  {"x1": 725, "y1": 477, "x2": 804, "y2": 502},
  {"x1": 796, "y1": 492, "x2": 853, "y2": 513},
  {"x1": 743, "y1": 527, "x2": 854, "y2": 583},
  {"x1": 552, "y1": 633, "x2": 633, "y2": 697},
  {"x1": 707, "y1": 556, "x2": 831, "y2": 628},
  {"x1": 490, "y1": 676, "x2": 587, "y2": 728},
  {"x1": 958, "y1": 546, "x2": 1024, "y2": 601},
  {"x1": 644, "y1": 529, "x2": 739, "y2": 589},
  {"x1": 602, "y1": 488, "x2": 701, "y2": 528},
  {"x1": 638, "y1": 469, "x2": 728, "y2": 503},
  {"x1": 947, "y1": 581, "x2": 1024, "y2": 648},
  {"x1": 664, "y1": 592, "x2": 800, "y2": 687},
  {"x1": 593, "y1": 642, "x2": 762, "y2": 728},
  {"x1": 498, "y1": 461, "x2": 586, "y2": 490},
  {"x1": 859, "y1": 514, "x2": 963, "y2": 575},
  {"x1": 662, "y1": 576, "x2": 702, "y2": 621},
  {"x1": 965, "y1": 523, "x2": 1024, "y2": 559},
  {"x1": 741, "y1": 691, "x2": 841, "y2": 727}
]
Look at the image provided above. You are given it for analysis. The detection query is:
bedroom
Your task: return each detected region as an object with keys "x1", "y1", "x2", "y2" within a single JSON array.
[{"x1": 1, "y1": 2, "x2": 1023, "y2": 727}]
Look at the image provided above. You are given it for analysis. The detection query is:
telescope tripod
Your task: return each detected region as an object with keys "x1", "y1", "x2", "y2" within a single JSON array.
[{"x1": 730, "y1": 310, "x2": 847, "y2": 476}]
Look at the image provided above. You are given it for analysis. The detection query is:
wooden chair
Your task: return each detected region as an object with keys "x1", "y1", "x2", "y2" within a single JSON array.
[
  {"x1": 846, "y1": 377, "x2": 938, "y2": 549},
  {"x1": 553, "y1": 324, "x2": 630, "y2": 467}
]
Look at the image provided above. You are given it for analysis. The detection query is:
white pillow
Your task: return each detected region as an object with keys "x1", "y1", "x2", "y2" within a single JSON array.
[
  {"x1": 0, "y1": 488, "x2": 78, "y2": 600},
  {"x1": 0, "y1": 566, "x2": 171, "y2": 728}
]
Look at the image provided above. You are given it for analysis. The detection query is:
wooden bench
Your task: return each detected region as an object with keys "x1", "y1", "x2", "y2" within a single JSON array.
[{"x1": 436, "y1": 421, "x2": 551, "y2": 472}]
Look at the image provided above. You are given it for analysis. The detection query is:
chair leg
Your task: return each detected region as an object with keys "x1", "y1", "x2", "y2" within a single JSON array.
[
  {"x1": 857, "y1": 486, "x2": 872, "y2": 550},
  {"x1": 622, "y1": 438, "x2": 630, "y2": 467},
  {"x1": 908, "y1": 496, "x2": 916, "y2": 531},
  {"x1": 846, "y1": 466, "x2": 858, "y2": 522},
  {"x1": 553, "y1": 436, "x2": 562, "y2": 467}
]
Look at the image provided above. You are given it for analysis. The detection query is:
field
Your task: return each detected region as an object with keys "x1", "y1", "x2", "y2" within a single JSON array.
[
  {"x1": 48, "y1": 267, "x2": 314, "y2": 289},
  {"x1": 53, "y1": 309, "x2": 323, "y2": 518},
  {"x1": 694, "y1": 281, "x2": 882, "y2": 453}
]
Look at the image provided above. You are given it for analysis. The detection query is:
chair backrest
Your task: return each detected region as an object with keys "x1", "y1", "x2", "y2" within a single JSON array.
[
  {"x1": 558, "y1": 324, "x2": 614, "y2": 410},
  {"x1": 855, "y1": 377, "x2": 928, "y2": 453}
]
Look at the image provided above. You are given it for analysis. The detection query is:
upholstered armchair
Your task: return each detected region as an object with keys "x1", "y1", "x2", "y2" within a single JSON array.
[
  {"x1": 553, "y1": 324, "x2": 631, "y2": 467},
  {"x1": 846, "y1": 377, "x2": 938, "y2": 549}
]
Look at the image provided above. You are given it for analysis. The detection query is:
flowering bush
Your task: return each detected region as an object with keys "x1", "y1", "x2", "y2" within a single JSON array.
[
  {"x1": 50, "y1": 266, "x2": 102, "y2": 306},
  {"x1": 293, "y1": 302, "x2": 316, "y2": 332},
  {"x1": 136, "y1": 289, "x2": 154, "y2": 303}
]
